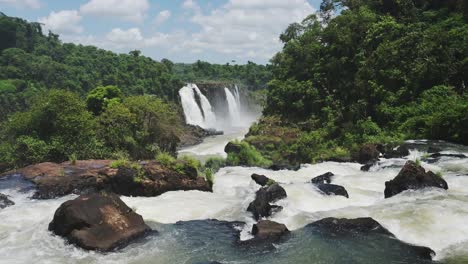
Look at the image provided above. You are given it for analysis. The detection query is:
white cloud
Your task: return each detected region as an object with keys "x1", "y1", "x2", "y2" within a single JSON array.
[
  {"x1": 183, "y1": 0, "x2": 315, "y2": 61},
  {"x1": 154, "y1": 10, "x2": 171, "y2": 25},
  {"x1": 38, "y1": 10, "x2": 83, "y2": 34},
  {"x1": 80, "y1": 0, "x2": 149, "y2": 23},
  {"x1": 182, "y1": 0, "x2": 200, "y2": 12},
  {"x1": 0, "y1": 0, "x2": 40, "y2": 9}
]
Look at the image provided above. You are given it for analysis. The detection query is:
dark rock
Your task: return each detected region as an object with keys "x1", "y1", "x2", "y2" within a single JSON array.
[
  {"x1": 178, "y1": 125, "x2": 224, "y2": 148},
  {"x1": 224, "y1": 142, "x2": 242, "y2": 155},
  {"x1": 0, "y1": 193, "x2": 14, "y2": 209},
  {"x1": 307, "y1": 217, "x2": 435, "y2": 260},
  {"x1": 324, "y1": 156, "x2": 352, "y2": 163},
  {"x1": 251, "y1": 174, "x2": 271, "y2": 186},
  {"x1": 427, "y1": 146, "x2": 442, "y2": 153},
  {"x1": 360, "y1": 160, "x2": 378, "y2": 171},
  {"x1": 268, "y1": 163, "x2": 301, "y2": 171},
  {"x1": 311, "y1": 172, "x2": 334, "y2": 184},
  {"x1": 308, "y1": 217, "x2": 393, "y2": 236},
  {"x1": 384, "y1": 160, "x2": 448, "y2": 198},
  {"x1": 49, "y1": 193, "x2": 151, "y2": 251},
  {"x1": 383, "y1": 145, "x2": 410, "y2": 159},
  {"x1": 316, "y1": 184, "x2": 349, "y2": 198},
  {"x1": 429, "y1": 153, "x2": 467, "y2": 159},
  {"x1": 247, "y1": 183, "x2": 287, "y2": 220},
  {"x1": 251, "y1": 220, "x2": 289, "y2": 241},
  {"x1": 356, "y1": 144, "x2": 380, "y2": 164}
]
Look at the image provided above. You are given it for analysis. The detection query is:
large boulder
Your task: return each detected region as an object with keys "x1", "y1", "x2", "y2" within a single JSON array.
[
  {"x1": 356, "y1": 144, "x2": 380, "y2": 164},
  {"x1": 0, "y1": 193, "x2": 14, "y2": 209},
  {"x1": 247, "y1": 183, "x2": 287, "y2": 220},
  {"x1": 251, "y1": 174, "x2": 271, "y2": 187},
  {"x1": 49, "y1": 193, "x2": 151, "y2": 251},
  {"x1": 307, "y1": 217, "x2": 435, "y2": 260},
  {"x1": 251, "y1": 220, "x2": 289, "y2": 241},
  {"x1": 316, "y1": 184, "x2": 349, "y2": 198},
  {"x1": 384, "y1": 161, "x2": 448, "y2": 198},
  {"x1": 311, "y1": 172, "x2": 334, "y2": 184}
]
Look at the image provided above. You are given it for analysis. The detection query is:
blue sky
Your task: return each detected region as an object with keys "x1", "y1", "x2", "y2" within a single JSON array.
[{"x1": 0, "y1": 0, "x2": 321, "y2": 64}]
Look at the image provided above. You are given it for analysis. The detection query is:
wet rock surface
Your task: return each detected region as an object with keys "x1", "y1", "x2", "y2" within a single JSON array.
[
  {"x1": 247, "y1": 183, "x2": 287, "y2": 220},
  {"x1": 311, "y1": 172, "x2": 334, "y2": 184},
  {"x1": 251, "y1": 220, "x2": 289, "y2": 241},
  {"x1": 356, "y1": 144, "x2": 380, "y2": 164},
  {"x1": 316, "y1": 183, "x2": 349, "y2": 198},
  {"x1": 384, "y1": 160, "x2": 448, "y2": 198},
  {"x1": 0, "y1": 193, "x2": 14, "y2": 209},
  {"x1": 49, "y1": 193, "x2": 151, "y2": 251},
  {"x1": 251, "y1": 174, "x2": 271, "y2": 186}
]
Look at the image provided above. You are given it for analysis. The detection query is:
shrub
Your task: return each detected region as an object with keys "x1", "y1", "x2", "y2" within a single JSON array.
[
  {"x1": 155, "y1": 152, "x2": 176, "y2": 167},
  {"x1": 204, "y1": 168, "x2": 215, "y2": 188},
  {"x1": 226, "y1": 141, "x2": 272, "y2": 167},
  {"x1": 68, "y1": 153, "x2": 78, "y2": 165},
  {"x1": 204, "y1": 157, "x2": 226, "y2": 173}
]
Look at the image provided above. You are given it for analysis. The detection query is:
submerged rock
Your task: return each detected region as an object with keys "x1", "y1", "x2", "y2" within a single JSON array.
[
  {"x1": 427, "y1": 146, "x2": 442, "y2": 153},
  {"x1": 311, "y1": 172, "x2": 334, "y2": 184},
  {"x1": 356, "y1": 144, "x2": 380, "y2": 164},
  {"x1": 268, "y1": 163, "x2": 301, "y2": 171},
  {"x1": 360, "y1": 160, "x2": 378, "y2": 171},
  {"x1": 307, "y1": 217, "x2": 435, "y2": 260},
  {"x1": 384, "y1": 160, "x2": 448, "y2": 198},
  {"x1": 316, "y1": 183, "x2": 349, "y2": 198},
  {"x1": 247, "y1": 183, "x2": 287, "y2": 220},
  {"x1": 49, "y1": 193, "x2": 151, "y2": 251},
  {"x1": 251, "y1": 173, "x2": 271, "y2": 186},
  {"x1": 0, "y1": 193, "x2": 14, "y2": 209},
  {"x1": 429, "y1": 153, "x2": 467, "y2": 159},
  {"x1": 251, "y1": 220, "x2": 289, "y2": 241}
]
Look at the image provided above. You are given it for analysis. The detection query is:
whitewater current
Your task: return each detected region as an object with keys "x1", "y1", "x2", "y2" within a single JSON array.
[{"x1": 0, "y1": 139, "x2": 467, "y2": 263}]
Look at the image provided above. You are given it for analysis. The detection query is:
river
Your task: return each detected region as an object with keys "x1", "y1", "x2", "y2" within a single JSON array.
[{"x1": 1, "y1": 129, "x2": 468, "y2": 263}]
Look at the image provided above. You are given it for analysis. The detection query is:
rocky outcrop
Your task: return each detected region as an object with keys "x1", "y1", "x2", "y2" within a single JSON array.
[
  {"x1": 429, "y1": 153, "x2": 467, "y2": 159},
  {"x1": 49, "y1": 193, "x2": 151, "y2": 251},
  {"x1": 384, "y1": 161, "x2": 448, "y2": 198},
  {"x1": 1, "y1": 160, "x2": 212, "y2": 199},
  {"x1": 356, "y1": 144, "x2": 380, "y2": 164},
  {"x1": 247, "y1": 183, "x2": 287, "y2": 220},
  {"x1": 360, "y1": 160, "x2": 377, "y2": 171},
  {"x1": 268, "y1": 163, "x2": 301, "y2": 171},
  {"x1": 307, "y1": 217, "x2": 435, "y2": 260},
  {"x1": 251, "y1": 174, "x2": 271, "y2": 186},
  {"x1": 109, "y1": 161, "x2": 211, "y2": 197},
  {"x1": 316, "y1": 184, "x2": 349, "y2": 198},
  {"x1": 251, "y1": 220, "x2": 289, "y2": 241},
  {"x1": 179, "y1": 124, "x2": 223, "y2": 148},
  {"x1": 0, "y1": 193, "x2": 14, "y2": 209},
  {"x1": 311, "y1": 172, "x2": 334, "y2": 184}
]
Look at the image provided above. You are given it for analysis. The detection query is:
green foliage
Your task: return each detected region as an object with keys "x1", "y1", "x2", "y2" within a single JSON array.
[
  {"x1": 180, "y1": 155, "x2": 201, "y2": 171},
  {"x1": 266, "y1": 179, "x2": 276, "y2": 186},
  {"x1": 226, "y1": 141, "x2": 272, "y2": 167},
  {"x1": 244, "y1": 0, "x2": 468, "y2": 166},
  {"x1": 155, "y1": 152, "x2": 176, "y2": 168},
  {"x1": 204, "y1": 157, "x2": 227, "y2": 173},
  {"x1": 68, "y1": 153, "x2": 77, "y2": 165},
  {"x1": 86, "y1": 85, "x2": 123, "y2": 115},
  {"x1": 415, "y1": 158, "x2": 421, "y2": 166},
  {"x1": 204, "y1": 168, "x2": 215, "y2": 188}
]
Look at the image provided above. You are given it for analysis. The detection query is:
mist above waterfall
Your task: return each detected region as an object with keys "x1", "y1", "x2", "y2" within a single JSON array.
[{"x1": 179, "y1": 83, "x2": 258, "y2": 132}]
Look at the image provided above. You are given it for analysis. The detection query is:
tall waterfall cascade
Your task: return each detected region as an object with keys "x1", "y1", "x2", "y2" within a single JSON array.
[
  {"x1": 179, "y1": 84, "x2": 216, "y2": 129},
  {"x1": 179, "y1": 83, "x2": 245, "y2": 130}
]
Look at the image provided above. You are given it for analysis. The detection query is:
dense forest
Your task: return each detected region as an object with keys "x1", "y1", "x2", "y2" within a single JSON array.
[
  {"x1": 0, "y1": 12, "x2": 271, "y2": 170},
  {"x1": 239, "y1": 0, "x2": 468, "y2": 167}
]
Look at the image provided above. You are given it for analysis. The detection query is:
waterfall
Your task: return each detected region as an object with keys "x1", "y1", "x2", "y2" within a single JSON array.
[
  {"x1": 234, "y1": 85, "x2": 241, "y2": 107},
  {"x1": 224, "y1": 87, "x2": 241, "y2": 125},
  {"x1": 179, "y1": 84, "x2": 216, "y2": 129}
]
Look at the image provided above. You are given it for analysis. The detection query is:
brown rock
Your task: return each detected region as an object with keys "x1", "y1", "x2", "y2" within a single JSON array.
[{"x1": 49, "y1": 193, "x2": 151, "y2": 251}]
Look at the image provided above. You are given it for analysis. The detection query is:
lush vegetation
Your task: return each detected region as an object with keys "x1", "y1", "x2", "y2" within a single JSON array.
[
  {"x1": 242, "y1": 0, "x2": 467, "y2": 166},
  {"x1": 0, "y1": 13, "x2": 271, "y2": 171},
  {"x1": 174, "y1": 61, "x2": 272, "y2": 91}
]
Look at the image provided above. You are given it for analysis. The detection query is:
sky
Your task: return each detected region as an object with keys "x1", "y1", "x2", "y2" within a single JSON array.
[{"x1": 0, "y1": 0, "x2": 321, "y2": 64}]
